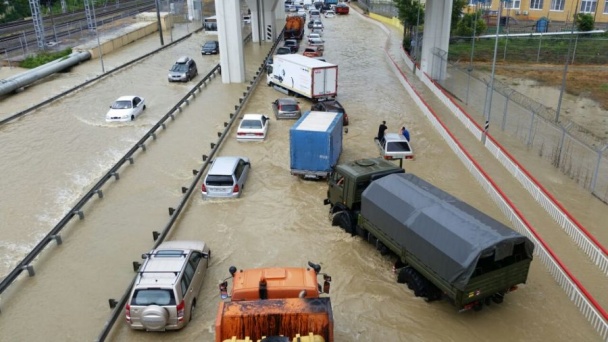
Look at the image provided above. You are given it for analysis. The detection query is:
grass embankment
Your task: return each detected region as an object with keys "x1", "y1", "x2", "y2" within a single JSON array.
[
  {"x1": 447, "y1": 33, "x2": 608, "y2": 109},
  {"x1": 20, "y1": 48, "x2": 73, "y2": 69}
]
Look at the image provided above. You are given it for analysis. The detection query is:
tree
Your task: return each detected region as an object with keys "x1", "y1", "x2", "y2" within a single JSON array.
[
  {"x1": 393, "y1": 0, "x2": 425, "y2": 51},
  {"x1": 455, "y1": 10, "x2": 487, "y2": 37},
  {"x1": 0, "y1": 0, "x2": 32, "y2": 23},
  {"x1": 451, "y1": 0, "x2": 467, "y2": 31},
  {"x1": 575, "y1": 13, "x2": 594, "y2": 32}
]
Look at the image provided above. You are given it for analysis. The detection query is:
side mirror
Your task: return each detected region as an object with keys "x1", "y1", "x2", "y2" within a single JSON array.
[
  {"x1": 219, "y1": 281, "x2": 229, "y2": 299},
  {"x1": 323, "y1": 274, "x2": 332, "y2": 294}
]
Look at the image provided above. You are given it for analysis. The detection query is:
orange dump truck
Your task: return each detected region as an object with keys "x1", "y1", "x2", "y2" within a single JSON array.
[
  {"x1": 215, "y1": 262, "x2": 334, "y2": 342},
  {"x1": 285, "y1": 16, "x2": 305, "y2": 40}
]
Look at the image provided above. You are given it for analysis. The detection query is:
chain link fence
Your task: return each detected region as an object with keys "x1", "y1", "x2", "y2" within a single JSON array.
[{"x1": 440, "y1": 55, "x2": 608, "y2": 203}]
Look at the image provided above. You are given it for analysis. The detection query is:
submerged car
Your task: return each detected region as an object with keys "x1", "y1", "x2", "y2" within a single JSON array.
[
  {"x1": 283, "y1": 39, "x2": 300, "y2": 53},
  {"x1": 311, "y1": 99, "x2": 349, "y2": 126},
  {"x1": 201, "y1": 40, "x2": 219, "y2": 55},
  {"x1": 201, "y1": 156, "x2": 251, "y2": 199},
  {"x1": 272, "y1": 98, "x2": 301, "y2": 119},
  {"x1": 324, "y1": 10, "x2": 335, "y2": 18},
  {"x1": 106, "y1": 96, "x2": 146, "y2": 122},
  {"x1": 237, "y1": 114, "x2": 270, "y2": 141},
  {"x1": 168, "y1": 56, "x2": 198, "y2": 82}
]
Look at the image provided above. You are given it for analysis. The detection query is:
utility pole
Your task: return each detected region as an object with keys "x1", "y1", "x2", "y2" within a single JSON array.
[{"x1": 481, "y1": 0, "x2": 503, "y2": 144}]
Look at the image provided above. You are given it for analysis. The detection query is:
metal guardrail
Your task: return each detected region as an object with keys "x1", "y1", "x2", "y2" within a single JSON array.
[
  {"x1": 0, "y1": 28, "x2": 199, "y2": 126},
  {"x1": 385, "y1": 48, "x2": 608, "y2": 340},
  {"x1": 0, "y1": 28, "x2": 204, "y2": 293},
  {"x1": 95, "y1": 30, "x2": 282, "y2": 341}
]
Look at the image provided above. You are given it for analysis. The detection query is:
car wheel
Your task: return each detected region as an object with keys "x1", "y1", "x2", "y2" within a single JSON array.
[
  {"x1": 131, "y1": 115, "x2": 135, "y2": 121},
  {"x1": 189, "y1": 300, "x2": 196, "y2": 322},
  {"x1": 143, "y1": 105, "x2": 146, "y2": 110}
]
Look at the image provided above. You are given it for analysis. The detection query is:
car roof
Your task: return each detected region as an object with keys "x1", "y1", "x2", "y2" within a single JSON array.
[
  {"x1": 384, "y1": 132, "x2": 410, "y2": 142},
  {"x1": 115, "y1": 96, "x2": 138, "y2": 101},
  {"x1": 278, "y1": 98, "x2": 298, "y2": 104},
  {"x1": 209, "y1": 156, "x2": 246, "y2": 175},
  {"x1": 176, "y1": 56, "x2": 191, "y2": 64},
  {"x1": 204, "y1": 40, "x2": 218, "y2": 45},
  {"x1": 242, "y1": 113, "x2": 265, "y2": 120}
]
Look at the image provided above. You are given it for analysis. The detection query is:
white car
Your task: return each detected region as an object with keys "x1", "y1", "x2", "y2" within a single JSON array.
[
  {"x1": 237, "y1": 114, "x2": 270, "y2": 141},
  {"x1": 324, "y1": 10, "x2": 335, "y2": 18},
  {"x1": 307, "y1": 33, "x2": 323, "y2": 41},
  {"x1": 106, "y1": 96, "x2": 146, "y2": 122}
]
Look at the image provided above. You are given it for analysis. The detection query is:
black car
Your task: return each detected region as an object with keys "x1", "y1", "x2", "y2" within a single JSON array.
[
  {"x1": 201, "y1": 40, "x2": 219, "y2": 55},
  {"x1": 311, "y1": 100, "x2": 349, "y2": 126},
  {"x1": 283, "y1": 39, "x2": 300, "y2": 53}
]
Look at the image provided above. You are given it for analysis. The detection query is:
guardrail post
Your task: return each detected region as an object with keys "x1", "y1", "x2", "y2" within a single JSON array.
[
  {"x1": 108, "y1": 299, "x2": 118, "y2": 309},
  {"x1": 217, "y1": 132, "x2": 222, "y2": 137},
  {"x1": 181, "y1": 187, "x2": 188, "y2": 194},
  {"x1": 74, "y1": 210, "x2": 84, "y2": 220},
  {"x1": 211, "y1": 143, "x2": 216, "y2": 149},
  {"x1": 170, "y1": 113, "x2": 175, "y2": 120},
  {"x1": 161, "y1": 123, "x2": 166, "y2": 129},
  {"x1": 192, "y1": 169, "x2": 199, "y2": 175},
  {"x1": 202, "y1": 155, "x2": 208, "y2": 161},
  {"x1": 132, "y1": 261, "x2": 141, "y2": 272},
  {"x1": 111, "y1": 172, "x2": 120, "y2": 180},
  {"x1": 168, "y1": 207, "x2": 175, "y2": 215},
  {"x1": 224, "y1": 122, "x2": 228, "y2": 127},
  {"x1": 235, "y1": 105, "x2": 239, "y2": 110},
  {"x1": 151, "y1": 133, "x2": 156, "y2": 140},
  {"x1": 22, "y1": 265, "x2": 35, "y2": 277},
  {"x1": 230, "y1": 113, "x2": 234, "y2": 118},
  {"x1": 95, "y1": 189, "x2": 103, "y2": 198},
  {"x1": 152, "y1": 231, "x2": 160, "y2": 241},
  {"x1": 50, "y1": 234, "x2": 62, "y2": 245},
  {"x1": 138, "y1": 144, "x2": 146, "y2": 152}
]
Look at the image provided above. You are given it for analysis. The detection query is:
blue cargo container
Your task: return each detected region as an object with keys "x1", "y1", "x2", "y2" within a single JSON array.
[{"x1": 290, "y1": 111, "x2": 343, "y2": 179}]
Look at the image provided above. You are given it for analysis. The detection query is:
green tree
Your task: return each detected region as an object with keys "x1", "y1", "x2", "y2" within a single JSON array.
[
  {"x1": 455, "y1": 10, "x2": 487, "y2": 36},
  {"x1": 451, "y1": 0, "x2": 467, "y2": 31},
  {"x1": 0, "y1": 0, "x2": 32, "y2": 23},
  {"x1": 393, "y1": 0, "x2": 425, "y2": 51},
  {"x1": 575, "y1": 13, "x2": 594, "y2": 32}
]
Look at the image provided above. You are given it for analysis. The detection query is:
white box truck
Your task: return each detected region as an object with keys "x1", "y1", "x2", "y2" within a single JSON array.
[{"x1": 267, "y1": 54, "x2": 338, "y2": 101}]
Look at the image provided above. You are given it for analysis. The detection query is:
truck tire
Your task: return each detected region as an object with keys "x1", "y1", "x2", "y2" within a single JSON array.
[
  {"x1": 397, "y1": 267, "x2": 412, "y2": 284},
  {"x1": 332, "y1": 211, "x2": 355, "y2": 235},
  {"x1": 355, "y1": 224, "x2": 368, "y2": 239}
]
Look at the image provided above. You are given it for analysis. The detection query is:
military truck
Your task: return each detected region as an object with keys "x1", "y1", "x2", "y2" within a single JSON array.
[
  {"x1": 215, "y1": 262, "x2": 334, "y2": 342},
  {"x1": 324, "y1": 158, "x2": 534, "y2": 311}
]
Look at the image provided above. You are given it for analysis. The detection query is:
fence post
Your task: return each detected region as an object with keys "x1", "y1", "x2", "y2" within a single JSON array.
[
  {"x1": 526, "y1": 110, "x2": 536, "y2": 146},
  {"x1": 501, "y1": 91, "x2": 512, "y2": 131},
  {"x1": 536, "y1": 34, "x2": 542, "y2": 63},
  {"x1": 590, "y1": 145, "x2": 608, "y2": 194}
]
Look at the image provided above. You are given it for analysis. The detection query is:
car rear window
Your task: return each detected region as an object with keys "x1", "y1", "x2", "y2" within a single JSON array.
[
  {"x1": 281, "y1": 104, "x2": 298, "y2": 111},
  {"x1": 240, "y1": 120, "x2": 263, "y2": 129},
  {"x1": 206, "y1": 175, "x2": 234, "y2": 186},
  {"x1": 386, "y1": 141, "x2": 412, "y2": 152},
  {"x1": 131, "y1": 289, "x2": 176, "y2": 306}
]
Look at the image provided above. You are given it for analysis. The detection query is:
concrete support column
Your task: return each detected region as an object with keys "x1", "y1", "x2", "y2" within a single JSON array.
[
  {"x1": 215, "y1": 0, "x2": 245, "y2": 83},
  {"x1": 246, "y1": 0, "x2": 281, "y2": 42},
  {"x1": 419, "y1": 0, "x2": 452, "y2": 81}
]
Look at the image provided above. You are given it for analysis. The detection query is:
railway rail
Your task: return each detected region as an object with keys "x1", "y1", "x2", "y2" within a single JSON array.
[{"x1": 0, "y1": 0, "x2": 156, "y2": 57}]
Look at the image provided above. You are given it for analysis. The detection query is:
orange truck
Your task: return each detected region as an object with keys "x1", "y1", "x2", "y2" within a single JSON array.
[
  {"x1": 285, "y1": 15, "x2": 305, "y2": 40},
  {"x1": 215, "y1": 262, "x2": 334, "y2": 342}
]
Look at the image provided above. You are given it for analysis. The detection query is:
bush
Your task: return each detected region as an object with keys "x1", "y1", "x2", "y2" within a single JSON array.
[
  {"x1": 575, "y1": 13, "x2": 594, "y2": 32},
  {"x1": 455, "y1": 12, "x2": 487, "y2": 37},
  {"x1": 20, "y1": 48, "x2": 73, "y2": 68}
]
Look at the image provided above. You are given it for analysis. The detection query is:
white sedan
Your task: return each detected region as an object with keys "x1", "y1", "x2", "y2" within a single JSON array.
[
  {"x1": 324, "y1": 10, "x2": 335, "y2": 18},
  {"x1": 105, "y1": 96, "x2": 146, "y2": 122},
  {"x1": 237, "y1": 114, "x2": 270, "y2": 141}
]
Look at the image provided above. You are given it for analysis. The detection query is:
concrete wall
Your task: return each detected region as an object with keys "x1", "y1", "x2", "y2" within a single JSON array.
[
  {"x1": 369, "y1": 12, "x2": 404, "y2": 32},
  {"x1": 82, "y1": 13, "x2": 172, "y2": 59}
]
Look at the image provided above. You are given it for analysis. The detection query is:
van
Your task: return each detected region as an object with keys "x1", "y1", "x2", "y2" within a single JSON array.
[
  {"x1": 201, "y1": 156, "x2": 251, "y2": 199},
  {"x1": 126, "y1": 240, "x2": 211, "y2": 331}
]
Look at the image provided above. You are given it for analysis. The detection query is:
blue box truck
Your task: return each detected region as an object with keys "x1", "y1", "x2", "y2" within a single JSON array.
[{"x1": 290, "y1": 111, "x2": 343, "y2": 179}]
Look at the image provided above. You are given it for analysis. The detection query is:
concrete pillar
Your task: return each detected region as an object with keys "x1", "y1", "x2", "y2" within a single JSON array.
[
  {"x1": 215, "y1": 0, "x2": 245, "y2": 83},
  {"x1": 419, "y1": 0, "x2": 452, "y2": 81},
  {"x1": 246, "y1": 0, "x2": 281, "y2": 43}
]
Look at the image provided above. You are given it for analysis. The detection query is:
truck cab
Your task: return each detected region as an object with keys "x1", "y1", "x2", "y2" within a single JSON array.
[{"x1": 324, "y1": 158, "x2": 404, "y2": 213}]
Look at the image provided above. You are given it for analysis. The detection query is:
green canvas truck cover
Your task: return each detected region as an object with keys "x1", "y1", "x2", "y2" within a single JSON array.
[{"x1": 361, "y1": 173, "x2": 534, "y2": 290}]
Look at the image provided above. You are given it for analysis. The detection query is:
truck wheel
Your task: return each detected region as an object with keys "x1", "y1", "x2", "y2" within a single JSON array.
[
  {"x1": 333, "y1": 212, "x2": 355, "y2": 235},
  {"x1": 397, "y1": 267, "x2": 411, "y2": 284},
  {"x1": 355, "y1": 224, "x2": 368, "y2": 239}
]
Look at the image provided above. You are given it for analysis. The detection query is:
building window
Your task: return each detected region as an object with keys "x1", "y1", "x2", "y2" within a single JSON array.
[
  {"x1": 531, "y1": 0, "x2": 544, "y2": 9},
  {"x1": 605, "y1": 0, "x2": 608, "y2": 13},
  {"x1": 580, "y1": 0, "x2": 597, "y2": 12},
  {"x1": 550, "y1": 0, "x2": 565, "y2": 10},
  {"x1": 506, "y1": 0, "x2": 521, "y2": 9}
]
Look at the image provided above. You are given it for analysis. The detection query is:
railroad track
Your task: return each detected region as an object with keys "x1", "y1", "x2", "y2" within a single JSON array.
[{"x1": 0, "y1": 0, "x2": 156, "y2": 57}]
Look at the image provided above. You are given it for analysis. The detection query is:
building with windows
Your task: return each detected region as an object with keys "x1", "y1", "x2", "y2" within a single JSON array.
[{"x1": 466, "y1": 0, "x2": 608, "y2": 25}]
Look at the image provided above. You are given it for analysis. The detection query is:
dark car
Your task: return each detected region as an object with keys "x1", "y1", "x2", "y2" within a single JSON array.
[
  {"x1": 283, "y1": 39, "x2": 300, "y2": 53},
  {"x1": 201, "y1": 40, "x2": 219, "y2": 55},
  {"x1": 311, "y1": 100, "x2": 349, "y2": 126},
  {"x1": 276, "y1": 46, "x2": 291, "y2": 55}
]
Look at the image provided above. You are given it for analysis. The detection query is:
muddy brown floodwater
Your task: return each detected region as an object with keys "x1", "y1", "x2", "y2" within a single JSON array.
[{"x1": 0, "y1": 8, "x2": 604, "y2": 342}]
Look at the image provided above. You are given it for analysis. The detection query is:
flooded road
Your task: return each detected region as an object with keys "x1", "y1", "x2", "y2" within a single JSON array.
[{"x1": 0, "y1": 7, "x2": 605, "y2": 342}]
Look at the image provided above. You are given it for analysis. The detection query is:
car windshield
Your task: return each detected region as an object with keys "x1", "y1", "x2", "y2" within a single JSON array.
[
  {"x1": 240, "y1": 120, "x2": 263, "y2": 129},
  {"x1": 111, "y1": 100, "x2": 132, "y2": 109},
  {"x1": 386, "y1": 141, "x2": 412, "y2": 152},
  {"x1": 131, "y1": 289, "x2": 176, "y2": 306},
  {"x1": 204, "y1": 42, "x2": 216, "y2": 49},
  {"x1": 206, "y1": 175, "x2": 234, "y2": 186},
  {"x1": 170, "y1": 64, "x2": 188, "y2": 72}
]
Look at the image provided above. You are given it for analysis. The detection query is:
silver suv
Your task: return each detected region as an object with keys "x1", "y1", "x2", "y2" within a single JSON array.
[
  {"x1": 126, "y1": 240, "x2": 210, "y2": 331},
  {"x1": 168, "y1": 56, "x2": 198, "y2": 82}
]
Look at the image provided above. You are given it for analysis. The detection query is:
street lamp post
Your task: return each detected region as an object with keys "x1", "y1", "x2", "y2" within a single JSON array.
[
  {"x1": 91, "y1": 1, "x2": 105, "y2": 73},
  {"x1": 465, "y1": 1, "x2": 480, "y2": 105},
  {"x1": 555, "y1": 0, "x2": 580, "y2": 123},
  {"x1": 481, "y1": 0, "x2": 503, "y2": 144}
]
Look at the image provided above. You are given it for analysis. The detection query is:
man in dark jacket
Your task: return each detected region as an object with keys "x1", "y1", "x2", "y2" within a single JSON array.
[{"x1": 377, "y1": 121, "x2": 387, "y2": 143}]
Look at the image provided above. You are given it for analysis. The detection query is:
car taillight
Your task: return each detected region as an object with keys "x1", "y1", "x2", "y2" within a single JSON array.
[
  {"x1": 384, "y1": 155, "x2": 394, "y2": 160},
  {"x1": 405, "y1": 155, "x2": 414, "y2": 160},
  {"x1": 201, "y1": 183, "x2": 207, "y2": 192},
  {"x1": 237, "y1": 132, "x2": 245, "y2": 136},
  {"x1": 233, "y1": 184, "x2": 240, "y2": 193},
  {"x1": 255, "y1": 133, "x2": 263, "y2": 136},
  {"x1": 177, "y1": 300, "x2": 185, "y2": 322},
  {"x1": 296, "y1": 104, "x2": 300, "y2": 110},
  {"x1": 125, "y1": 304, "x2": 131, "y2": 323}
]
